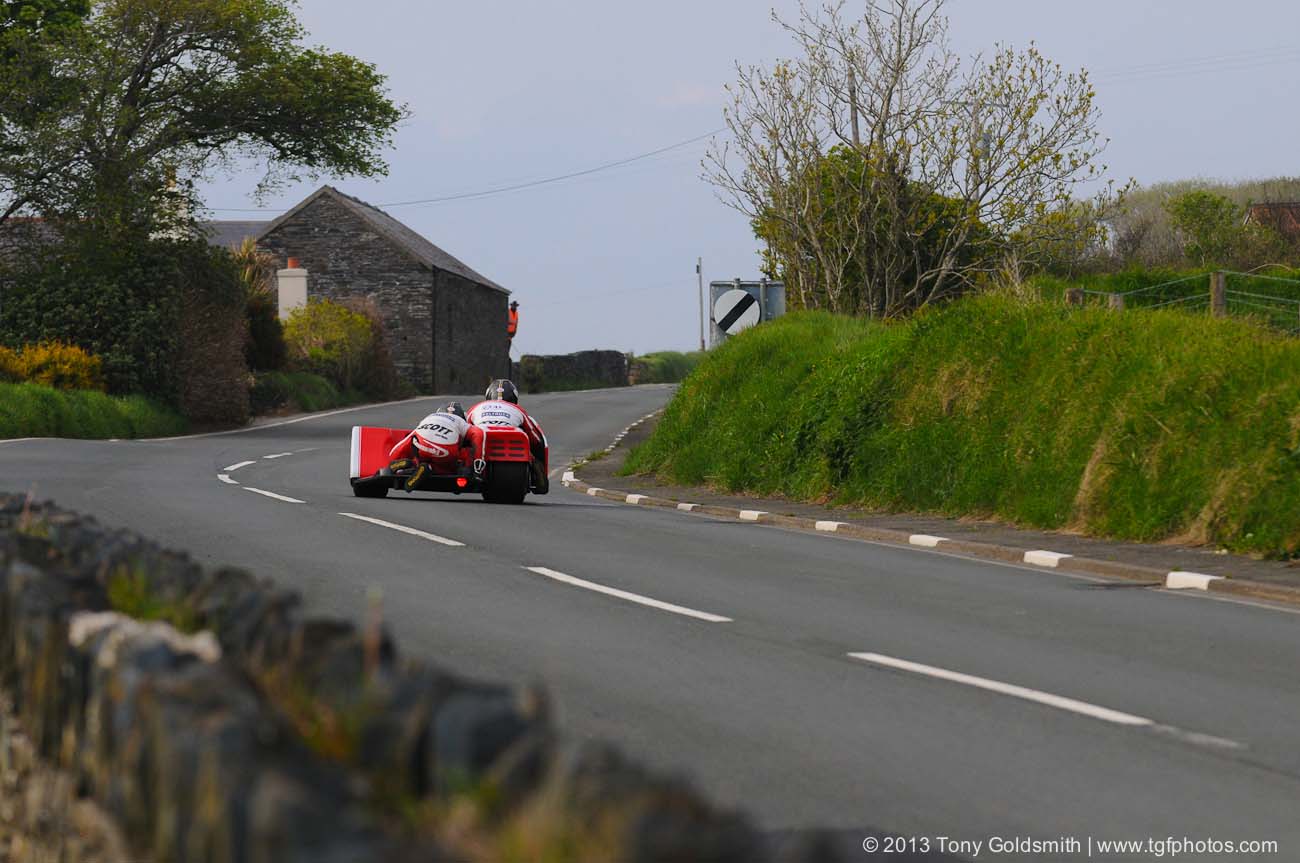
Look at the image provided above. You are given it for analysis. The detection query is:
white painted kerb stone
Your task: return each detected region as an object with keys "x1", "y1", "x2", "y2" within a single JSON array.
[
  {"x1": 1024, "y1": 550, "x2": 1073, "y2": 568},
  {"x1": 1165, "y1": 571, "x2": 1223, "y2": 590}
]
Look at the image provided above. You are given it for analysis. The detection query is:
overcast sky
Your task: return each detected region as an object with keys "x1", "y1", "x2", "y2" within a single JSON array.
[{"x1": 199, "y1": 1, "x2": 1300, "y2": 356}]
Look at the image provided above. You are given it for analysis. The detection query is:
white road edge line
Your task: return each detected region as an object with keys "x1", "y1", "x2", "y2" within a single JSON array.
[
  {"x1": 217, "y1": 474, "x2": 238, "y2": 486},
  {"x1": 263, "y1": 452, "x2": 294, "y2": 460},
  {"x1": 223, "y1": 460, "x2": 257, "y2": 472},
  {"x1": 1165, "y1": 571, "x2": 1223, "y2": 590},
  {"x1": 523, "y1": 566, "x2": 731, "y2": 623},
  {"x1": 338, "y1": 513, "x2": 465, "y2": 547},
  {"x1": 243, "y1": 488, "x2": 305, "y2": 504},
  {"x1": 142, "y1": 394, "x2": 436, "y2": 442},
  {"x1": 909, "y1": 534, "x2": 948, "y2": 548},
  {"x1": 1024, "y1": 549, "x2": 1072, "y2": 567},
  {"x1": 849, "y1": 652, "x2": 1152, "y2": 725}
]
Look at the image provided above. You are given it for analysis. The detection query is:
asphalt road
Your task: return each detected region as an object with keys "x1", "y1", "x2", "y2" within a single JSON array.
[{"x1": 4, "y1": 386, "x2": 1299, "y2": 860}]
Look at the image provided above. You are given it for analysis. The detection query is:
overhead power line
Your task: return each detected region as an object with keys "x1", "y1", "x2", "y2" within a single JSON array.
[
  {"x1": 1093, "y1": 46, "x2": 1300, "y2": 84},
  {"x1": 381, "y1": 128, "x2": 724, "y2": 208},
  {"x1": 208, "y1": 46, "x2": 1300, "y2": 216},
  {"x1": 208, "y1": 128, "x2": 725, "y2": 214}
]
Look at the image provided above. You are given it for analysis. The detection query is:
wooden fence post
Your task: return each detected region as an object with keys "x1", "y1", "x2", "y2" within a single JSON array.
[
  {"x1": 1065, "y1": 288, "x2": 1084, "y2": 306},
  {"x1": 1210, "y1": 271, "x2": 1227, "y2": 317},
  {"x1": 1108, "y1": 292, "x2": 1125, "y2": 311}
]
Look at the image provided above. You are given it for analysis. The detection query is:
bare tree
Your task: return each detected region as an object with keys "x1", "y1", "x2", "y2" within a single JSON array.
[{"x1": 706, "y1": 0, "x2": 1115, "y2": 317}]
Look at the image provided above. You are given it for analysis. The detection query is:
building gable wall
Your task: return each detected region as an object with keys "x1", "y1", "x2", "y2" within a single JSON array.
[
  {"x1": 433, "y1": 270, "x2": 510, "y2": 393},
  {"x1": 257, "y1": 194, "x2": 435, "y2": 389}
]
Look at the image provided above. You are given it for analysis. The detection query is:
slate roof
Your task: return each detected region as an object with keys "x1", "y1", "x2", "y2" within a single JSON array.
[
  {"x1": 256, "y1": 186, "x2": 508, "y2": 294},
  {"x1": 201, "y1": 220, "x2": 269, "y2": 251}
]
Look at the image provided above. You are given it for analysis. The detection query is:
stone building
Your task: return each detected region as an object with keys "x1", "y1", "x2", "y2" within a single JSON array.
[{"x1": 210, "y1": 186, "x2": 510, "y2": 392}]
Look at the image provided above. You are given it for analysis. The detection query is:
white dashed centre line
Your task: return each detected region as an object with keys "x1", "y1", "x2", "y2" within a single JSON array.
[
  {"x1": 243, "y1": 488, "x2": 305, "y2": 504},
  {"x1": 849, "y1": 651, "x2": 1150, "y2": 726},
  {"x1": 223, "y1": 461, "x2": 256, "y2": 472},
  {"x1": 847, "y1": 652, "x2": 1244, "y2": 750},
  {"x1": 263, "y1": 452, "x2": 294, "y2": 459},
  {"x1": 338, "y1": 513, "x2": 465, "y2": 547},
  {"x1": 523, "y1": 566, "x2": 732, "y2": 623}
]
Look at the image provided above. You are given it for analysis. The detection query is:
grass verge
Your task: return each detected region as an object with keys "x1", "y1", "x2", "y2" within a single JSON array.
[
  {"x1": 624, "y1": 295, "x2": 1300, "y2": 558},
  {"x1": 0, "y1": 381, "x2": 187, "y2": 439}
]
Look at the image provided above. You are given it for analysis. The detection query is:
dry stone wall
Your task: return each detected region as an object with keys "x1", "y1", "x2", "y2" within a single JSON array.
[
  {"x1": 517, "y1": 350, "x2": 630, "y2": 392},
  {"x1": 0, "y1": 494, "x2": 836, "y2": 863}
]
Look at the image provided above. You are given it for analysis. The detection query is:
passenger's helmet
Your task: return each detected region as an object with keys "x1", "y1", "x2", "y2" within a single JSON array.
[
  {"x1": 443, "y1": 401, "x2": 466, "y2": 421},
  {"x1": 485, "y1": 379, "x2": 519, "y2": 404}
]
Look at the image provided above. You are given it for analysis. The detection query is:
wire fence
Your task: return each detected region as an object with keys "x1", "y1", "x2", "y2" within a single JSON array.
[{"x1": 1066, "y1": 270, "x2": 1300, "y2": 336}]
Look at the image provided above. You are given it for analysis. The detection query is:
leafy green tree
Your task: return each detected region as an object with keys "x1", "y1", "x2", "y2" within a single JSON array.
[
  {"x1": 753, "y1": 145, "x2": 993, "y2": 316},
  {"x1": 0, "y1": 1, "x2": 88, "y2": 206},
  {"x1": 0, "y1": 0, "x2": 88, "y2": 46},
  {"x1": 1, "y1": 0, "x2": 404, "y2": 228},
  {"x1": 1164, "y1": 190, "x2": 1243, "y2": 267},
  {"x1": 709, "y1": 0, "x2": 1115, "y2": 317}
]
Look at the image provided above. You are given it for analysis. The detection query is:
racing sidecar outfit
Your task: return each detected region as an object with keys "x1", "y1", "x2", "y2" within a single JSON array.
[{"x1": 467, "y1": 399, "x2": 547, "y2": 464}]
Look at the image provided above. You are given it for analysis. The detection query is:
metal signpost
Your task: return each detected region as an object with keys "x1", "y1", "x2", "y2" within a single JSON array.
[{"x1": 708, "y1": 279, "x2": 786, "y2": 347}]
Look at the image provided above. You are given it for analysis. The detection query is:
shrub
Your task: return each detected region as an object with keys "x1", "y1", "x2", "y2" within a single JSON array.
[
  {"x1": 233, "y1": 238, "x2": 288, "y2": 372},
  {"x1": 0, "y1": 346, "x2": 20, "y2": 382},
  {"x1": 283, "y1": 300, "x2": 373, "y2": 392},
  {"x1": 249, "y1": 370, "x2": 361, "y2": 415},
  {"x1": 16, "y1": 341, "x2": 105, "y2": 391},
  {"x1": 340, "y1": 296, "x2": 399, "y2": 400},
  {"x1": 246, "y1": 293, "x2": 288, "y2": 371},
  {"x1": 0, "y1": 226, "x2": 185, "y2": 398},
  {"x1": 249, "y1": 371, "x2": 292, "y2": 414},
  {"x1": 175, "y1": 243, "x2": 250, "y2": 427}
]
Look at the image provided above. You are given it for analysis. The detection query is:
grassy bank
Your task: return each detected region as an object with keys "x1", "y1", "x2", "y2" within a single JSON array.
[
  {"x1": 624, "y1": 296, "x2": 1300, "y2": 557},
  {"x1": 249, "y1": 370, "x2": 368, "y2": 415},
  {"x1": 0, "y1": 382, "x2": 187, "y2": 439},
  {"x1": 631, "y1": 350, "x2": 704, "y2": 384}
]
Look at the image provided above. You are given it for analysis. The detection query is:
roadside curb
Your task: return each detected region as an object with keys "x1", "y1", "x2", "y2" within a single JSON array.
[{"x1": 564, "y1": 415, "x2": 1300, "y2": 610}]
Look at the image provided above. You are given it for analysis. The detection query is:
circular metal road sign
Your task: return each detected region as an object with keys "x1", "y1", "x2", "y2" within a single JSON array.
[{"x1": 713, "y1": 289, "x2": 760, "y2": 336}]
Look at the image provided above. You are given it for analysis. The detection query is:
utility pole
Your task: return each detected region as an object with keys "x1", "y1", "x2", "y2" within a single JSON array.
[
  {"x1": 847, "y1": 66, "x2": 861, "y2": 148},
  {"x1": 697, "y1": 257, "x2": 706, "y2": 351}
]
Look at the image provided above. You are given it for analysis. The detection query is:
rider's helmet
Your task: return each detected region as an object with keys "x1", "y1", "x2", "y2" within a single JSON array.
[
  {"x1": 443, "y1": 401, "x2": 466, "y2": 421},
  {"x1": 485, "y1": 379, "x2": 519, "y2": 404}
]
